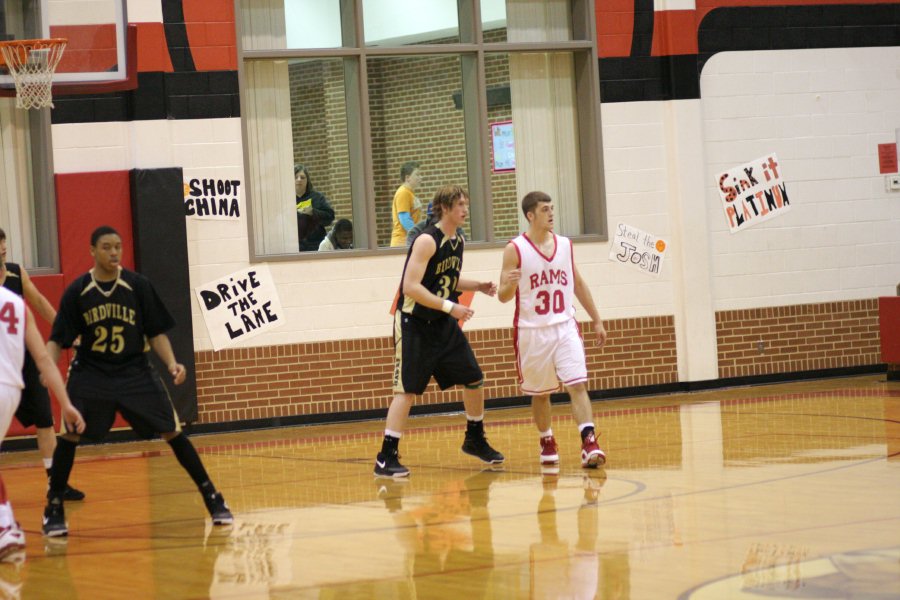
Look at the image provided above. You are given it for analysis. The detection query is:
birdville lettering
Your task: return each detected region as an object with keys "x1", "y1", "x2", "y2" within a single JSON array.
[
  {"x1": 185, "y1": 178, "x2": 242, "y2": 218},
  {"x1": 198, "y1": 270, "x2": 278, "y2": 339}
]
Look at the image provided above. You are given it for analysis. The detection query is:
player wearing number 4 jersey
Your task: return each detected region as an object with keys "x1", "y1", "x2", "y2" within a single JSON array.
[
  {"x1": 41, "y1": 226, "x2": 232, "y2": 538},
  {"x1": 498, "y1": 191, "x2": 608, "y2": 469},
  {"x1": 0, "y1": 287, "x2": 84, "y2": 563}
]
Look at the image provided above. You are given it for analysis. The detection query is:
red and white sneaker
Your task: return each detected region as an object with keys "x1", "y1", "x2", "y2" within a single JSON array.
[
  {"x1": 0, "y1": 524, "x2": 25, "y2": 564},
  {"x1": 581, "y1": 433, "x2": 606, "y2": 468},
  {"x1": 539, "y1": 436, "x2": 559, "y2": 464}
]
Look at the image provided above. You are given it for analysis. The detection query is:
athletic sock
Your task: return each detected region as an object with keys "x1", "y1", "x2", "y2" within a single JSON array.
[
  {"x1": 580, "y1": 425, "x2": 596, "y2": 442},
  {"x1": 380, "y1": 434, "x2": 400, "y2": 455},
  {"x1": 167, "y1": 433, "x2": 213, "y2": 491},
  {"x1": 48, "y1": 438, "x2": 78, "y2": 499}
]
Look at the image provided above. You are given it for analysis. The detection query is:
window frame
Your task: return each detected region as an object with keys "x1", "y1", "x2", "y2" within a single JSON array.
[{"x1": 237, "y1": 0, "x2": 606, "y2": 261}]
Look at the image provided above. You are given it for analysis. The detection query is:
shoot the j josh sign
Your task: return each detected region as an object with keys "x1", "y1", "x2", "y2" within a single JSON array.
[
  {"x1": 716, "y1": 154, "x2": 790, "y2": 233},
  {"x1": 196, "y1": 265, "x2": 284, "y2": 351}
]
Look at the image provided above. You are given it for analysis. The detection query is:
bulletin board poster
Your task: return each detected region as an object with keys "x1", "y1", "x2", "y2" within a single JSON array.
[{"x1": 491, "y1": 121, "x2": 515, "y2": 173}]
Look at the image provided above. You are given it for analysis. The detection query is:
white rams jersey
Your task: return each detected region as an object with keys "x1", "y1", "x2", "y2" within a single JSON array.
[
  {"x1": 511, "y1": 233, "x2": 576, "y2": 328},
  {"x1": 0, "y1": 286, "x2": 25, "y2": 389}
]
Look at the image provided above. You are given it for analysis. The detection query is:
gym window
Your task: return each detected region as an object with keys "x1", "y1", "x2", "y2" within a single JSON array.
[{"x1": 238, "y1": 0, "x2": 605, "y2": 258}]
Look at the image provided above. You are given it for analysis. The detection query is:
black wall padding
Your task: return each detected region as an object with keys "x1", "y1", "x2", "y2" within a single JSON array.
[{"x1": 130, "y1": 168, "x2": 198, "y2": 423}]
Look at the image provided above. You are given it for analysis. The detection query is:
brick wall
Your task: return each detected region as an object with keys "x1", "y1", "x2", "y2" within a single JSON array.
[
  {"x1": 287, "y1": 29, "x2": 520, "y2": 247},
  {"x1": 194, "y1": 315, "x2": 679, "y2": 424},
  {"x1": 715, "y1": 299, "x2": 880, "y2": 379}
]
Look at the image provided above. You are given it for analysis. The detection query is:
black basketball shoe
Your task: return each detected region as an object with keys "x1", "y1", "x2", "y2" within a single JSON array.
[
  {"x1": 374, "y1": 449, "x2": 410, "y2": 478},
  {"x1": 461, "y1": 433, "x2": 505, "y2": 464},
  {"x1": 203, "y1": 492, "x2": 234, "y2": 526},
  {"x1": 46, "y1": 470, "x2": 85, "y2": 501},
  {"x1": 41, "y1": 497, "x2": 68, "y2": 537}
]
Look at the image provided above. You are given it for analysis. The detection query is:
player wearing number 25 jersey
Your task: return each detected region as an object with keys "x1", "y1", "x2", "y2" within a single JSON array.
[
  {"x1": 499, "y1": 191, "x2": 608, "y2": 469},
  {"x1": 41, "y1": 226, "x2": 232, "y2": 539}
]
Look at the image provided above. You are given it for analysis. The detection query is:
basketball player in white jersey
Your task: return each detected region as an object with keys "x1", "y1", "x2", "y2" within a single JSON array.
[
  {"x1": 498, "y1": 191, "x2": 608, "y2": 468},
  {"x1": 0, "y1": 287, "x2": 84, "y2": 563}
]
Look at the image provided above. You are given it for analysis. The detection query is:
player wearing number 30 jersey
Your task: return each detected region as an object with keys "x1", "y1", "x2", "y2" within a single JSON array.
[{"x1": 499, "y1": 191, "x2": 608, "y2": 469}]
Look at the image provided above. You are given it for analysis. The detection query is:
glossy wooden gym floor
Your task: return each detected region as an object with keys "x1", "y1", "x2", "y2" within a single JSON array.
[{"x1": 1, "y1": 374, "x2": 898, "y2": 599}]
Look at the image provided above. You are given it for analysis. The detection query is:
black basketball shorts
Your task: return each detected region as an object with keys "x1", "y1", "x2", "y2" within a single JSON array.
[
  {"x1": 14, "y1": 351, "x2": 54, "y2": 429},
  {"x1": 393, "y1": 311, "x2": 483, "y2": 395},
  {"x1": 64, "y1": 364, "x2": 180, "y2": 441}
]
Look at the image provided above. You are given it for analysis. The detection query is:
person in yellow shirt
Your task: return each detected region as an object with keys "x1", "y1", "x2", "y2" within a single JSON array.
[{"x1": 390, "y1": 161, "x2": 423, "y2": 247}]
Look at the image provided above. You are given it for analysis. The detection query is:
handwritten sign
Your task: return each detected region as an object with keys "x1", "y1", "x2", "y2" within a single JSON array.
[
  {"x1": 184, "y1": 177, "x2": 242, "y2": 220},
  {"x1": 608, "y1": 223, "x2": 667, "y2": 277},
  {"x1": 196, "y1": 265, "x2": 283, "y2": 351},
  {"x1": 715, "y1": 153, "x2": 790, "y2": 233}
]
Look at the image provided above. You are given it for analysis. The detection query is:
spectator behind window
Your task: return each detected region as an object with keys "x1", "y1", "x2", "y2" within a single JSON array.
[
  {"x1": 390, "y1": 161, "x2": 423, "y2": 247},
  {"x1": 319, "y1": 218, "x2": 354, "y2": 251},
  {"x1": 295, "y1": 164, "x2": 336, "y2": 252}
]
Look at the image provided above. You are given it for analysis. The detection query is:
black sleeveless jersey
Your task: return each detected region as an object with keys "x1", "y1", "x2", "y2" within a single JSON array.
[
  {"x1": 398, "y1": 223, "x2": 464, "y2": 321},
  {"x1": 1, "y1": 263, "x2": 24, "y2": 296},
  {"x1": 50, "y1": 268, "x2": 175, "y2": 376}
]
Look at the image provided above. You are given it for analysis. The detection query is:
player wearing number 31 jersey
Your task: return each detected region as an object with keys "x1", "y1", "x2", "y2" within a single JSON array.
[
  {"x1": 374, "y1": 185, "x2": 504, "y2": 479},
  {"x1": 499, "y1": 191, "x2": 608, "y2": 469}
]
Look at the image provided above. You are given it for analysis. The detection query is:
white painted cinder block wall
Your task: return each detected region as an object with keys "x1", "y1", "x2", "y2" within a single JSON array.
[
  {"x1": 701, "y1": 47, "x2": 900, "y2": 310},
  {"x1": 50, "y1": 46, "x2": 900, "y2": 371}
]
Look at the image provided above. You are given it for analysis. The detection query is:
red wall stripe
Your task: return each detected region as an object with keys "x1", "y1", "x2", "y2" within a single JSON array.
[
  {"x1": 182, "y1": 0, "x2": 237, "y2": 71},
  {"x1": 135, "y1": 22, "x2": 174, "y2": 73}
]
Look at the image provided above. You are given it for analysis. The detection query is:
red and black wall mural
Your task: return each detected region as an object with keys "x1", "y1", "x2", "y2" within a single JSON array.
[{"x1": 597, "y1": 0, "x2": 900, "y2": 102}]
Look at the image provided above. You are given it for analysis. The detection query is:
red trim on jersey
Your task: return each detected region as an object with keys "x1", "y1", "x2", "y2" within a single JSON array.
[
  {"x1": 562, "y1": 319, "x2": 588, "y2": 387},
  {"x1": 512, "y1": 242, "x2": 523, "y2": 384},
  {"x1": 522, "y1": 232, "x2": 558, "y2": 262},
  {"x1": 523, "y1": 384, "x2": 562, "y2": 395}
]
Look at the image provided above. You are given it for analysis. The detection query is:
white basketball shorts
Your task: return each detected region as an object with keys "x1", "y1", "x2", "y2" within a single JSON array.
[
  {"x1": 516, "y1": 319, "x2": 587, "y2": 395},
  {"x1": 0, "y1": 384, "x2": 22, "y2": 446}
]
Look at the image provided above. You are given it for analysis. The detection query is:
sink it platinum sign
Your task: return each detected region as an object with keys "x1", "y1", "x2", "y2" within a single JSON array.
[{"x1": 716, "y1": 154, "x2": 791, "y2": 233}]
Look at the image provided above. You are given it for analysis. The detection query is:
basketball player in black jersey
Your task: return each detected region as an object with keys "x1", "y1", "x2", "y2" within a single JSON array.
[
  {"x1": 374, "y1": 185, "x2": 504, "y2": 478},
  {"x1": 0, "y1": 228, "x2": 85, "y2": 501},
  {"x1": 41, "y1": 226, "x2": 232, "y2": 536}
]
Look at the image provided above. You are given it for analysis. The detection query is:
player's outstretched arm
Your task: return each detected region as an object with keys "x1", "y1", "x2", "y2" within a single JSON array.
[
  {"x1": 20, "y1": 266, "x2": 58, "y2": 324},
  {"x1": 149, "y1": 334, "x2": 187, "y2": 385},
  {"x1": 24, "y1": 309, "x2": 84, "y2": 433},
  {"x1": 497, "y1": 243, "x2": 520, "y2": 303},
  {"x1": 572, "y1": 263, "x2": 607, "y2": 347},
  {"x1": 457, "y1": 278, "x2": 497, "y2": 296}
]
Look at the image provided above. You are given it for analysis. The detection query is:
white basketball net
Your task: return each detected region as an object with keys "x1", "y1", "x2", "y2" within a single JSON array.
[{"x1": 0, "y1": 39, "x2": 67, "y2": 110}]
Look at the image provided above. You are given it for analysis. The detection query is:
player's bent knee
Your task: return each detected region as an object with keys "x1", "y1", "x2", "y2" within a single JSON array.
[{"x1": 465, "y1": 380, "x2": 484, "y2": 390}]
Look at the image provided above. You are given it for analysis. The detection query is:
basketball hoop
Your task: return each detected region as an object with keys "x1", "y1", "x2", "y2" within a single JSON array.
[{"x1": 0, "y1": 38, "x2": 67, "y2": 110}]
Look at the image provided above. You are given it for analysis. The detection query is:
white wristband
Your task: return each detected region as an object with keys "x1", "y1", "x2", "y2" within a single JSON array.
[{"x1": 441, "y1": 299, "x2": 454, "y2": 314}]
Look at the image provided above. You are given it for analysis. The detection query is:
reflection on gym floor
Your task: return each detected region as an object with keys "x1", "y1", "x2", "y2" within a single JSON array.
[{"x1": 1, "y1": 375, "x2": 899, "y2": 599}]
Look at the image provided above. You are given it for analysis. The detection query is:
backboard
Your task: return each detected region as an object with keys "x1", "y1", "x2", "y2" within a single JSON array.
[{"x1": 0, "y1": 0, "x2": 129, "y2": 92}]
